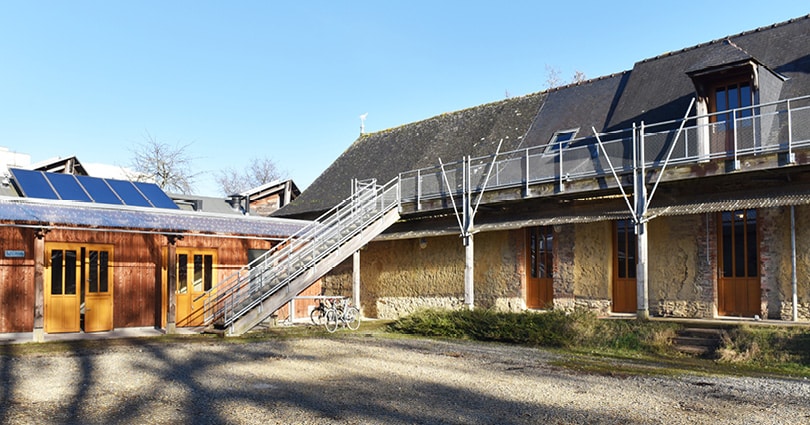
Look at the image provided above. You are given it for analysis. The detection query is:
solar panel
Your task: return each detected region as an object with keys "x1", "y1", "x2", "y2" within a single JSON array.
[
  {"x1": 76, "y1": 175, "x2": 123, "y2": 205},
  {"x1": 11, "y1": 168, "x2": 181, "y2": 210},
  {"x1": 9, "y1": 168, "x2": 59, "y2": 199},
  {"x1": 105, "y1": 179, "x2": 152, "y2": 207},
  {"x1": 133, "y1": 182, "x2": 179, "y2": 209},
  {"x1": 47, "y1": 173, "x2": 92, "y2": 202}
]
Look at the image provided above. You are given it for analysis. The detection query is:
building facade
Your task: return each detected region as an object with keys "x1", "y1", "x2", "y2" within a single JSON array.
[{"x1": 277, "y1": 15, "x2": 810, "y2": 322}]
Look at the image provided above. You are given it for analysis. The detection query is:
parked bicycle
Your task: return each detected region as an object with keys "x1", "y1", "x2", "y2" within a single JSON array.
[
  {"x1": 310, "y1": 297, "x2": 338, "y2": 326},
  {"x1": 324, "y1": 298, "x2": 361, "y2": 332}
]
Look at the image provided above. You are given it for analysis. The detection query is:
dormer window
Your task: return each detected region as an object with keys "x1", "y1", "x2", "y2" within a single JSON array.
[{"x1": 545, "y1": 128, "x2": 579, "y2": 152}]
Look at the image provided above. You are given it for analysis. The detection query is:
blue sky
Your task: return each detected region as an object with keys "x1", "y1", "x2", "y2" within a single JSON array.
[{"x1": 1, "y1": 1, "x2": 808, "y2": 196}]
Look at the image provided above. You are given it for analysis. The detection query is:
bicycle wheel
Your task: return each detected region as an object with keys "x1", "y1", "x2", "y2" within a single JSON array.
[
  {"x1": 310, "y1": 307, "x2": 324, "y2": 326},
  {"x1": 345, "y1": 306, "x2": 361, "y2": 330},
  {"x1": 324, "y1": 309, "x2": 339, "y2": 333}
]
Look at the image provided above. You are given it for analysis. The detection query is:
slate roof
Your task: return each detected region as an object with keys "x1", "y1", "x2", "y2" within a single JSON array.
[
  {"x1": 276, "y1": 14, "x2": 810, "y2": 219},
  {"x1": 605, "y1": 14, "x2": 810, "y2": 130},
  {"x1": 276, "y1": 92, "x2": 546, "y2": 217}
]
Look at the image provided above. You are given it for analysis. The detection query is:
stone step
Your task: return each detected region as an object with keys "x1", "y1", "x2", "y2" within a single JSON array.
[{"x1": 671, "y1": 327, "x2": 726, "y2": 357}]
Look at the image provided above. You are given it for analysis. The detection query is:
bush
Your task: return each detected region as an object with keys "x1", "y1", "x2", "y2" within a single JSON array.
[{"x1": 387, "y1": 308, "x2": 679, "y2": 354}]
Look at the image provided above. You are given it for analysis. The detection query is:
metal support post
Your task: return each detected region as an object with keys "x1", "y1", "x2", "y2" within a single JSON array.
[
  {"x1": 353, "y1": 250, "x2": 361, "y2": 308},
  {"x1": 636, "y1": 123, "x2": 650, "y2": 319}
]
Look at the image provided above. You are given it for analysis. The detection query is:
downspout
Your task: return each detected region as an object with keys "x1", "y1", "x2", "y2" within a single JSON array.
[{"x1": 791, "y1": 205, "x2": 798, "y2": 322}]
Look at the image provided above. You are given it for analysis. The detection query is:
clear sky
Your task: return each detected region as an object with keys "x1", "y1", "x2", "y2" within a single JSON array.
[{"x1": 1, "y1": 1, "x2": 808, "y2": 196}]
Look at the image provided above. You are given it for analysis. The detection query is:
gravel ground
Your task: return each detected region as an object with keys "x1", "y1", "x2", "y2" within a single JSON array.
[{"x1": 1, "y1": 334, "x2": 809, "y2": 425}]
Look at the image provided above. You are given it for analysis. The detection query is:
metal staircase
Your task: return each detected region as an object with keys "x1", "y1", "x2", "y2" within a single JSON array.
[{"x1": 201, "y1": 177, "x2": 401, "y2": 335}]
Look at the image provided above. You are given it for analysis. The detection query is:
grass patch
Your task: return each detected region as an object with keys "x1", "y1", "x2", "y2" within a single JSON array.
[
  {"x1": 388, "y1": 308, "x2": 678, "y2": 355},
  {"x1": 387, "y1": 308, "x2": 810, "y2": 378}
]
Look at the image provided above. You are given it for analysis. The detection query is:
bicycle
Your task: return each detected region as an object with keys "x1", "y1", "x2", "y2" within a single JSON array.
[
  {"x1": 324, "y1": 298, "x2": 361, "y2": 332},
  {"x1": 310, "y1": 297, "x2": 338, "y2": 326}
]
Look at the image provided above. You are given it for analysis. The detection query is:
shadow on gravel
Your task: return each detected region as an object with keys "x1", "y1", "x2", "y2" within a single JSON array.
[
  {"x1": 0, "y1": 344, "x2": 13, "y2": 425},
  {"x1": 6, "y1": 338, "x2": 644, "y2": 424},
  {"x1": 6, "y1": 336, "x2": 808, "y2": 424}
]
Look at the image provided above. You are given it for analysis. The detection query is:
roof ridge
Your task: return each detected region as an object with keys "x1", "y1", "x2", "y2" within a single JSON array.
[
  {"x1": 544, "y1": 70, "x2": 631, "y2": 93},
  {"x1": 359, "y1": 89, "x2": 548, "y2": 137},
  {"x1": 637, "y1": 14, "x2": 810, "y2": 65}
]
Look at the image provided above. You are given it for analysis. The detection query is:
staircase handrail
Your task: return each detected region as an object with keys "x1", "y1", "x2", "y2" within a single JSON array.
[{"x1": 201, "y1": 176, "x2": 400, "y2": 327}]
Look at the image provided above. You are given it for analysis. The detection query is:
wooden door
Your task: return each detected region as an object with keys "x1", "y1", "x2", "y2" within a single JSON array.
[
  {"x1": 613, "y1": 220, "x2": 637, "y2": 313},
  {"x1": 45, "y1": 243, "x2": 114, "y2": 333},
  {"x1": 83, "y1": 248, "x2": 113, "y2": 332},
  {"x1": 526, "y1": 227, "x2": 553, "y2": 309},
  {"x1": 45, "y1": 247, "x2": 81, "y2": 333},
  {"x1": 717, "y1": 210, "x2": 761, "y2": 317},
  {"x1": 175, "y1": 249, "x2": 216, "y2": 326}
]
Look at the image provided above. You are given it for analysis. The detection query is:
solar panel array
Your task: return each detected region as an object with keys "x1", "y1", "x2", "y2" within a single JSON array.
[{"x1": 9, "y1": 168, "x2": 179, "y2": 209}]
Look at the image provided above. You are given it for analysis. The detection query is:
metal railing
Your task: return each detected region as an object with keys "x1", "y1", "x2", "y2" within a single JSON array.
[
  {"x1": 399, "y1": 95, "x2": 810, "y2": 203},
  {"x1": 202, "y1": 177, "x2": 400, "y2": 329}
]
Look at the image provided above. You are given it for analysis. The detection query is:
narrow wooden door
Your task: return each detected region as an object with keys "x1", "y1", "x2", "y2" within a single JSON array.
[
  {"x1": 526, "y1": 227, "x2": 553, "y2": 309},
  {"x1": 45, "y1": 247, "x2": 81, "y2": 333},
  {"x1": 717, "y1": 210, "x2": 761, "y2": 317},
  {"x1": 613, "y1": 220, "x2": 637, "y2": 313},
  {"x1": 83, "y1": 248, "x2": 114, "y2": 332}
]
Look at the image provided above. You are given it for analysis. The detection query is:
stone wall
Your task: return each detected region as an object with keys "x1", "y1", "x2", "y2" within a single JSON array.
[
  {"x1": 762, "y1": 205, "x2": 810, "y2": 320},
  {"x1": 321, "y1": 206, "x2": 810, "y2": 322},
  {"x1": 647, "y1": 214, "x2": 715, "y2": 318},
  {"x1": 322, "y1": 230, "x2": 522, "y2": 319},
  {"x1": 569, "y1": 221, "x2": 612, "y2": 313}
]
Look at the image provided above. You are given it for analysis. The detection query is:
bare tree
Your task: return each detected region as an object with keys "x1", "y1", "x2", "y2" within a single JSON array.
[
  {"x1": 545, "y1": 65, "x2": 562, "y2": 90},
  {"x1": 216, "y1": 156, "x2": 285, "y2": 195},
  {"x1": 572, "y1": 70, "x2": 587, "y2": 84},
  {"x1": 129, "y1": 132, "x2": 199, "y2": 194}
]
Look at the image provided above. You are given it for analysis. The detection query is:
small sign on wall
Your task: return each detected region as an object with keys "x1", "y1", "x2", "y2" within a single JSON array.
[{"x1": 4, "y1": 250, "x2": 25, "y2": 258}]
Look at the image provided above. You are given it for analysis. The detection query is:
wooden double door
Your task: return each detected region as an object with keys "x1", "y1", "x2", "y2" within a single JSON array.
[
  {"x1": 163, "y1": 248, "x2": 217, "y2": 327},
  {"x1": 44, "y1": 243, "x2": 113, "y2": 333}
]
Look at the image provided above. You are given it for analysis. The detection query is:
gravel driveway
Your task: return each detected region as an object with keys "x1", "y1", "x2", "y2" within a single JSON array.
[{"x1": 1, "y1": 333, "x2": 809, "y2": 424}]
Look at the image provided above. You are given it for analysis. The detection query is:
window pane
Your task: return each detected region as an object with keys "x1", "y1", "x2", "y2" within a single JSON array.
[
  {"x1": 715, "y1": 88, "x2": 727, "y2": 112},
  {"x1": 734, "y1": 212, "x2": 745, "y2": 277},
  {"x1": 204, "y1": 255, "x2": 213, "y2": 291},
  {"x1": 746, "y1": 210, "x2": 758, "y2": 277},
  {"x1": 540, "y1": 227, "x2": 553, "y2": 279},
  {"x1": 89, "y1": 251, "x2": 99, "y2": 293},
  {"x1": 51, "y1": 250, "x2": 64, "y2": 295},
  {"x1": 64, "y1": 250, "x2": 77, "y2": 295},
  {"x1": 617, "y1": 221, "x2": 628, "y2": 279},
  {"x1": 530, "y1": 230, "x2": 537, "y2": 278},
  {"x1": 178, "y1": 254, "x2": 188, "y2": 293},
  {"x1": 728, "y1": 86, "x2": 739, "y2": 111},
  {"x1": 627, "y1": 230, "x2": 637, "y2": 279},
  {"x1": 740, "y1": 83, "x2": 752, "y2": 117},
  {"x1": 721, "y1": 212, "x2": 733, "y2": 277},
  {"x1": 99, "y1": 251, "x2": 109, "y2": 293},
  {"x1": 193, "y1": 255, "x2": 203, "y2": 292}
]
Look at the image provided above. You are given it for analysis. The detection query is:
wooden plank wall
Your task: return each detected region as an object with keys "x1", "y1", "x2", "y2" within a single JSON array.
[
  {"x1": 0, "y1": 227, "x2": 36, "y2": 333},
  {"x1": 0, "y1": 226, "x2": 277, "y2": 333}
]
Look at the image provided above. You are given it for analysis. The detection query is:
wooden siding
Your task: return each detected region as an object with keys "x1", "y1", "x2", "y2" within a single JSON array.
[
  {"x1": 1, "y1": 226, "x2": 277, "y2": 333},
  {"x1": 0, "y1": 227, "x2": 36, "y2": 333}
]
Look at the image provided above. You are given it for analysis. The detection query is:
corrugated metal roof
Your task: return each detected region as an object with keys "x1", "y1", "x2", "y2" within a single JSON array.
[
  {"x1": 0, "y1": 196, "x2": 310, "y2": 239},
  {"x1": 649, "y1": 193, "x2": 810, "y2": 218}
]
